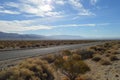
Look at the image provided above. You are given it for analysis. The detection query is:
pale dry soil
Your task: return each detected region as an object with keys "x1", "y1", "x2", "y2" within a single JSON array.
[{"x1": 84, "y1": 50, "x2": 120, "y2": 80}]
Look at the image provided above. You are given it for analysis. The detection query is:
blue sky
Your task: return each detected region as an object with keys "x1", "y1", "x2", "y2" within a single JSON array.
[{"x1": 0, "y1": 0, "x2": 120, "y2": 39}]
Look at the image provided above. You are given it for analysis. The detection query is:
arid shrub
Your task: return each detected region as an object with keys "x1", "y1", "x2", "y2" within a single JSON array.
[
  {"x1": 72, "y1": 54, "x2": 81, "y2": 60},
  {"x1": 0, "y1": 58, "x2": 55, "y2": 80},
  {"x1": 63, "y1": 56, "x2": 69, "y2": 61},
  {"x1": 20, "y1": 45, "x2": 27, "y2": 48},
  {"x1": 76, "y1": 49, "x2": 94, "y2": 60},
  {"x1": 42, "y1": 54, "x2": 56, "y2": 63},
  {"x1": 89, "y1": 46, "x2": 106, "y2": 54},
  {"x1": 76, "y1": 75, "x2": 92, "y2": 80},
  {"x1": 63, "y1": 60, "x2": 90, "y2": 80},
  {"x1": 110, "y1": 56, "x2": 119, "y2": 61},
  {"x1": 54, "y1": 56, "x2": 64, "y2": 68},
  {"x1": 105, "y1": 54, "x2": 110, "y2": 57},
  {"x1": 89, "y1": 46, "x2": 97, "y2": 51},
  {"x1": 92, "y1": 57, "x2": 101, "y2": 62},
  {"x1": 0, "y1": 45, "x2": 4, "y2": 49},
  {"x1": 54, "y1": 57, "x2": 90, "y2": 80},
  {"x1": 62, "y1": 77, "x2": 69, "y2": 80},
  {"x1": 100, "y1": 59, "x2": 111, "y2": 65},
  {"x1": 113, "y1": 51, "x2": 120, "y2": 54},
  {"x1": 61, "y1": 50, "x2": 72, "y2": 56},
  {"x1": 103, "y1": 43, "x2": 111, "y2": 48},
  {"x1": 75, "y1": 77, "x2": 85, "y2": 80}
]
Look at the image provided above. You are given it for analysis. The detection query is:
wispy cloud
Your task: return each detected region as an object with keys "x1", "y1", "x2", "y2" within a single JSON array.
[
  {"x1": 69, "y1": 0, "x2": 94, "y2": 16},
  {"x1": 90, "y1": 0, "x2": 98, "y2": 5},
  {"x1": 55, "y1": 24, "x2": 96, "y2": 28},
  {"x1": 0, "y1": 0, "x2": 95, "y2": 17},
  {"x1": 54, "y1": 0, "x2": 66, "y2": 5},
  {"x1": 0, "y1": 0, "x2": 101, "y2": 33},
  {"x1": 0, "y1": 20, "x2": 52, "y2": 32},
  {"x1": 0, "y1": 4, "x2": 20, "y2": 14},
  {"x1": 0, "y1": 9, "x2": 20, "y2": 14},
  {"x1": 0, "y1": 19, "x2": 109, "y2": 33},
  {"x1": 2, "y1": 0, "x2": 63, "y2": 17}
]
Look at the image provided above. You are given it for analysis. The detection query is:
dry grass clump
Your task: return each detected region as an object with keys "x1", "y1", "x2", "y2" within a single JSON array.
[
  {"x1": 76, "y1": 75, "x2": 92, "y2": 80},
  {"x1": 103, "y1": 43, "x2": 112, "y2": 48},
  {"x1": 113, "y1": 51, "x2": 120, "y2": 55},
  {"x1": 54, "y1": 51, "x2": 90, "y2": 80},
  {"x1": 89, "y1": 42, "x2": 118, "y2": 55},
  {"x1": 62, "y1": 77, "x2": 69, "y2": 80},
  {"x1": 72, "y1": 54, "x2": 82, "y2": 60},
  {"x1": 105, "y1": 49, "x2": 115, "y2": 54},
  {"x1": 0, "y1": 45, "x2": 4, "y2": 49},
  {"x1": 61, "y1": 50, "x2": 72, "y2": 56},
  {"x1": 92, "y1": 56, "x2": 101, "y2": 62},
  {"x1": 75, "y1": 49, "x2": 95, "y2": 60},
  {"x1": 0, "y1": 58, "x2": 55, "y2": 80},
  {"x1": 42, "y1": 54, "x2": 56, "y2": 63},
  {"x1": 88, "y1": 42, "x2": 120, "y2": 60},
  {"x1": 100, "y1": 59, "x2": 111, "y2": 65},
  {"x1": 105, "y1": 54, "x2": 111, "y2": 57},
  {"x1": 110, "y1": 56, "x2": 119, "y2": 61},
  {"x1": 106, "y1": 48, "x2": 120, "y2": 55},
  {"x1": 89, "y1": 46, "x2": 106, "y2": 54},
  {"x1": 75, "y1": 77, "x2": 85, "y2": 80}
]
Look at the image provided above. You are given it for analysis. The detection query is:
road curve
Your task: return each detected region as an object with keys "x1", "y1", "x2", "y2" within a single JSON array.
[{"x1": 0, "y1": 42, "x2": 104, "y2": 61}]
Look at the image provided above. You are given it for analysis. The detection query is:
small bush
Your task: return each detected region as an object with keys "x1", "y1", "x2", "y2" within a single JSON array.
[
  {"x1": 61, "y1": 50, "x2": 72, "y2": 56},
  {"x1": 0, "y1": 45, "x2": 4, "y2": 49},
  {"x1": 0, "y1": 58, "x2": 55, "y2": 80},
  {"x1": 20, "y1": 45, "x2": 27, "y2": 48},
  {"x1": 54, "y1": 56, "x2": 90, "y2": 80},
  {"x1": 110, "y1": 56, "x2": 119, "y2": 61},
  {"x1": 76, "y1": 49, "x2": 95, "y2": 60},
  {"x1": 92, "y1": 57, "x2": 101, "y2": 62},
  {"x1": 104, "y1": 43, "x2": 112, "y2": 48},
  {"x1": 76, "y1": 77, "x2": 85, "y2": 80},
  {"x1": 62, "y1": 77, "x2": 69, "y2": 80},
  {"x1": 89, "y1": 45, "x2": 107, "y2": 55},
  {"x1": 100, "y1": 59, "x2": 111, "y2": 65},
  {"x1": 72, "y1": 54, "x2": 81, "y2": 60},
  {"x1": 54, "y1": 56, "x2": 64, "y2": 69},
  {"x1": 42, "y1": 54, "x2": 56, "y2": 63},
  {"x1": 113, "y1": 51, "x2": 120, "y2": 54},
  {"x1": 105, "y1": 54, "x2": 110, "y2": 57}
]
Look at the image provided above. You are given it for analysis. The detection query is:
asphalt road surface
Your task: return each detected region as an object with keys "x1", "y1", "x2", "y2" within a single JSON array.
[{"x1": 0, "y1": 42, "x2": 104, "y2": 61}]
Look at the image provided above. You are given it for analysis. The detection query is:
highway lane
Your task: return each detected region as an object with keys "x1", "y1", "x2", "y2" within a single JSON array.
[{"x1": 0, "y1": 42, "x2": 104, "y2": 61}]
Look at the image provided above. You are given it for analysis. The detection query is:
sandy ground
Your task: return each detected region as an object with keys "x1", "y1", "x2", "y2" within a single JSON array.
[{"x1": 84, "y1": 51, "x2": 120, "y2": 80}]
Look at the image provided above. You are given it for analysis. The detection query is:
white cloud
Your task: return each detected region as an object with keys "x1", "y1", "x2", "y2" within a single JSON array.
[
  {"x1": 3, "y1": 0, "x2": 62, "y2": 17},
  {"x1": 69, "y1": 0, "x2": 94, "y2": 16},
  {"x1": 0, "y1": 18, "x2": 109, "y2": 33},
  {"x1": 53, "y1": 23, "x2": 110, "y2": 28},
  {"x1": 5, "y1": 2, "x2": 19, "y2": 8},
  {"x1": 54, "y1": 0, "x2": 66, "y2": 5},
  {"x1": 0, "y1": 9, "x2": 20, "y2": 14},
  {"x1": 0, "y1": 0, "x2": 95, "y2": 17},
  {"x1": 55, "y1": 24, "x2": 96, "y2": 28},
  {"x1": 90, "y1": 0, "x2": 98, "y2": 5},
  {"x1": 0, "y1": 20, "x2": 52, "y2": 32}
]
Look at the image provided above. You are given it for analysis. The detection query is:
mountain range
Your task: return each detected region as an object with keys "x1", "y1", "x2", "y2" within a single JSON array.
[{"x1": 0, "y1": 32, "x2": 83, "y2": 40}]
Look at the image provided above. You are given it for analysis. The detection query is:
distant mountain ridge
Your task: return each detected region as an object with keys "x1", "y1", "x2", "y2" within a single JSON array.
[
  {"x1": 48, "y1": 35, "x2": 84, "y2": 40},
  {"x1": 0, "y1": 32, "x2": 45, "y2": 40},
  {"x1": 0, "y1": 32, "x2": 83, "y2": 40}
]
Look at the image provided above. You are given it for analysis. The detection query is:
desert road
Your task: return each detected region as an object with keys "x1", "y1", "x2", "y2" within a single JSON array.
[{"x1": 0, "y1": 42, "x2": 104, "y2": 61}]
